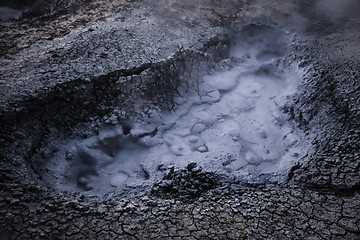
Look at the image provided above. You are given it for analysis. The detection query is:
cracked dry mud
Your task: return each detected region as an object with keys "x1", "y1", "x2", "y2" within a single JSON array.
[{"x1": 0, "y1": 0, "x2": 359, "y2": 239}]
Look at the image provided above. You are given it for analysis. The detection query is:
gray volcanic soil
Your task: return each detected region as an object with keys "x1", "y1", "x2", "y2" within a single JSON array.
[{"x1": 0, "y1": 0, "x2": 359, "y2": 239}]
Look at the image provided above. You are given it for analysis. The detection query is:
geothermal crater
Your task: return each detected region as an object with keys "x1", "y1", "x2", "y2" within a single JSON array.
[
  {"x1": 32, "y1": 25, "x2": 308, "y2": 196},
  {"x1": 1, "y1": 0, "x2": 360, "y2": 239}
]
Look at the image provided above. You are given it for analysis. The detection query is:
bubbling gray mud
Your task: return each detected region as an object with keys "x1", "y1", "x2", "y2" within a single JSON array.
[{"x1": 36, "y1": 25, "x2": 309, "y2": 196}]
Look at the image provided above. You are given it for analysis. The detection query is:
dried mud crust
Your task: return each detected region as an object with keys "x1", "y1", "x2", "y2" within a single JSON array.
[
  {"x1": 287, "y1": 20, "x2": 360, "y2": 192},
  {"x1": 0, "y1": 0, "x2": 136, "y2": 57},
  {"x1": 151, "y1": 163, "x2": 222, "y2": 202},
  {"x1": 1, "y1": 1, "x2": 360, "y2": 240},
  {"x1": 1, "y1": 183, "x2": 359, "y2": 239}
]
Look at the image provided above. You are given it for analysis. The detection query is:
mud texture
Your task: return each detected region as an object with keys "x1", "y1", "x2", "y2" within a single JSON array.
[{"x1": 0, "y1": 0, "x2": 359, "y2": 239}]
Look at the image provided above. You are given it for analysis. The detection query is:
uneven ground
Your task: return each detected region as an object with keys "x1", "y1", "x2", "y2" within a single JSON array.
[{"x1": 0, "y1": 0, "x2": 359, "y2": 239}]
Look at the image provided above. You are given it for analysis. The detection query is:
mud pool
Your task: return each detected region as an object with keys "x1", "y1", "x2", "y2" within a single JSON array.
[
  {"x1": 2, "y1": 0, "x2": 360, "y2": 238},
  {"x1": 35, "y1": 25, "x2": 309, "y2": 195}
]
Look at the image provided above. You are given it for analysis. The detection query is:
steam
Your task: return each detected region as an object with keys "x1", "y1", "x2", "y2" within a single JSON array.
[
  {"x1": 0, "y1": 7, "x2": 23, "y2": 21},
  {"x1": 315, "y1": 0, "x2": 360, "y2": 21},
  {"x1": 296, "y1": 0, "x2": 360, "y2": 26}
]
